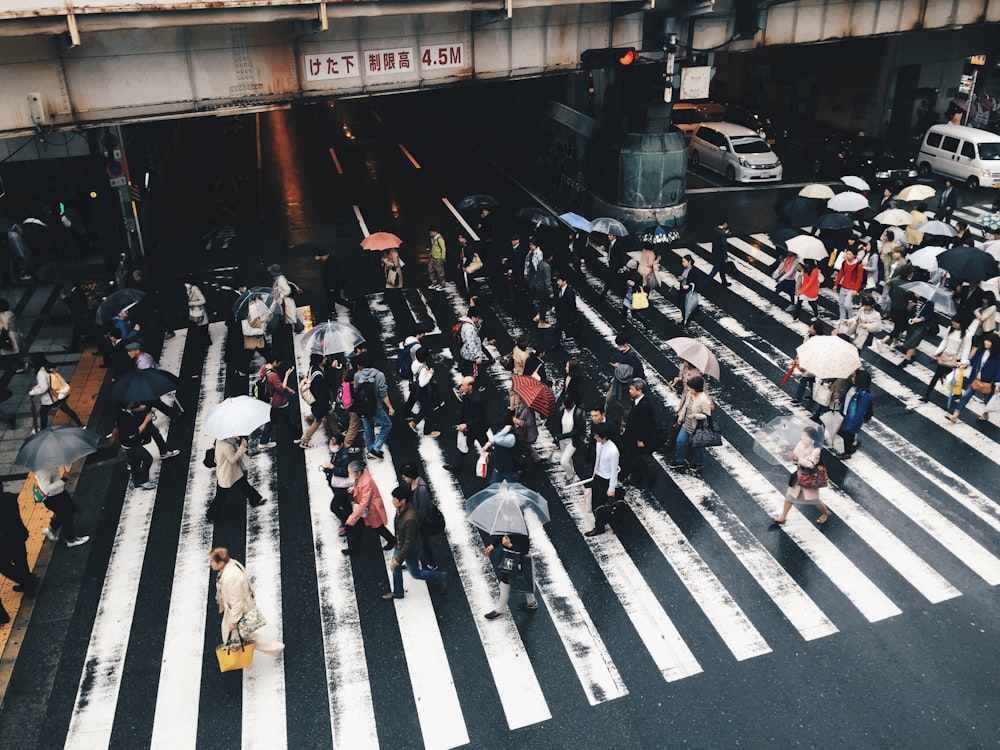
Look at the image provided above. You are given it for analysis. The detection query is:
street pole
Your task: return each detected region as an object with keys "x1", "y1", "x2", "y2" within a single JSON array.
[{"x1": 663, "y1": 33, "x2": 678, "y2": 103}]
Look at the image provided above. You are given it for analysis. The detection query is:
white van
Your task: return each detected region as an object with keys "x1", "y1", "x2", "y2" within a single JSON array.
[
  {"x1": 689, "y1": 122, "x2": 782, "y2": 183},
  {"x1": 917, "y1": 123, "x2": 1000, "y2": 190}
]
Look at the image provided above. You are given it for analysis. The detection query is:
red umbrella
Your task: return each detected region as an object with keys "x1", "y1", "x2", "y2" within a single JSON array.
[
  {"x1": 510, "y1": 375, "x2": 556, "y2": 418},
  {"x1": 360, "y1": 232, "x2": 402, "y2": 251}
]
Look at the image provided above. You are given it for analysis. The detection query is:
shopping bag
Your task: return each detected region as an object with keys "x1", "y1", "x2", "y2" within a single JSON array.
[
  {"x1": 475, "y1": 451, "x2": 490, "y2": 479},
  {"x1": 216, "y1": 634, "x2": 255, "y2": 672},
  {"x1": 456, "y1": 431, "x2": 469, "y2": 454},
  {"x1": 631, "y1": 288, "x2": 650, "y2": 310}
]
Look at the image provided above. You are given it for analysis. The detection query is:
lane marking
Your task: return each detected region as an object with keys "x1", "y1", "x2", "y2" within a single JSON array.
[
  {"x1": 478, "y1": 290, "x2": 763, "y2": 667},
  {"x1": 65, "y1": 332, "x2": 188, "y2": 750},
  {"x1": 368, "y1": 448, "x2": 470, "y2": 750},
  {"x1": 292, "y1": 325, "x2": 380, "y2": 749},
  {"x1": 150, "y1": 323, "x2": 226, "y2": 748},
  {"x1": 353, "y1": 205, "x2": 370, "y2": 238},
  {"x1": 441, "y1": 197, "x2": 480, "y2": 242},
  {"x1": 243, "y1": 409, "x2": 287, "y2": 749},
  {"x1": 398, "y1": 143, "x2": 421, "y2": 169},
  {"x1": 328, "y1": 147, "x2": 344, "y2": 175},
  {"x1": 368, "y1": 293, "x2": 552, "y2": 730}
]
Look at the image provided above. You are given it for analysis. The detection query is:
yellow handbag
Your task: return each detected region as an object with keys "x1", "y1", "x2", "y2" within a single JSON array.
[
  {"x1": 216, "y1": 634, "x2": 255, "y2": 672},
  {"x1": 631, "y1": 287, "x2": 650, "y2": 310}
]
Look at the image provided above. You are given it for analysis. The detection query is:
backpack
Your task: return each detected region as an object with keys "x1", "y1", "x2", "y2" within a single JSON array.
[
  {"x1": 396, "y1": 341, "x2": 421, "y2": 378},
  {"x1": 49, "y1": 370, "x2": 70, "y2": 400},
  {"x1": 350, "y1": 379, "x2": 377, "y2": 417},
  {"x1": 421, "y1": 504, "x2": 446, "y2": 536},
  {"x1": 450, "y1": 322, "x2": 465, "y2": 349},
  {"x1": 252, "y1": 371, "x2": 270, "y2": 402}
]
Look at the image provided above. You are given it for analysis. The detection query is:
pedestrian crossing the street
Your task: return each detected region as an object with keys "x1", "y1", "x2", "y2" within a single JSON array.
[{"x1": 43, "y1": 198, "x2": 1000, "y2": 750}]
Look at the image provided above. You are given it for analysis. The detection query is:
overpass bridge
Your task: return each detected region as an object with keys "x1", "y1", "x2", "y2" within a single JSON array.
[{"x1": 1, "y1": 0, "x2": 997, "y2": 138}]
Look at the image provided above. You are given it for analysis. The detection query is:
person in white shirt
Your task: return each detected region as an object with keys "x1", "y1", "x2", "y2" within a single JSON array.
[
  {"x1": 585, "y1": 423, "x2": 620, "y2": 537},
  {"x1": 27, "y1": 357, "x2": 82, "y2": 430},
  {"x1": 34, "y1": 467, "x2": 90, "y2": 548}
]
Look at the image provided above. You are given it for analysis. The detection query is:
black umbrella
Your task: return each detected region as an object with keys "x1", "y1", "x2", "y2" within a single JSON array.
[
  {"x1": 813, "y1": 212, "x2": 854, "y2": 231},
  {"x1": 775, "y1": 197, "x2": 820, "y2": 227},
  {"x1": 770, "y1": 226, "x2": 802, "y2": 249},
  {"x1": 14, "y1": 426, "x2": 101, "y2": 470},
  {"x1": 109, "y1": 369, "x2": 180, "y2": 404},
  {"x1": 936, "y1": 247, "x2": 1000, "y2": 282},
  {"x1": 96, "y1": 288, "x2": 146, "y2": 325},
  {"x1": 457, "y1": 194, "x2": 500, "y2": 211}
]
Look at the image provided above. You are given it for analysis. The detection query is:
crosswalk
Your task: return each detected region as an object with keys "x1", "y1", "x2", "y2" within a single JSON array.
[{"x1": 46, "y1": 198, "x2": 1000, "y2": 749}]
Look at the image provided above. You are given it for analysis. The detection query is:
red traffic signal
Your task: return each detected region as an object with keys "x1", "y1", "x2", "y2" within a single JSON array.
[{"x1": 581, "y1": 47, "x2": 638, "y2": 70}]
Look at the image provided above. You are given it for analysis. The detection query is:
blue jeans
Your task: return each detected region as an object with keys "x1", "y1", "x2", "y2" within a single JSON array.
[
  {"x1": 392, "y1": 552, "x2": 445, "y2": 597},
  {"x1": 794, "y1": 376, "x2": 814, "y2": 401},
  {"x1": 674, "y1": 425, "x2": 704, "y2": 467},
  {"x1": 949, "y1": 386, "x2": 990, "y2": 413},
  {"x1": 362, "y1": 406, "x2": 392, "y2": 452},
  {"x1": 490, "y1": 468, "x2": 520, "y2": 484}
]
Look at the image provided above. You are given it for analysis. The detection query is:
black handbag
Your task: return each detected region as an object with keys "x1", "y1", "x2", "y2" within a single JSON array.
[
  {"x1": 689, "y1": 416, "x2": 723, "y2": 448},
  {"x1": 496, "y1": 548, "x2": 521, "y2": 574},
  {"x1": 0, "y1": 328, "x2": 12, "y2": 351}
]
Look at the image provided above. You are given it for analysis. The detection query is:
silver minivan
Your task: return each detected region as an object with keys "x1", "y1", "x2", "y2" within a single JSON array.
[
  {"x1": 917, "y1": 123, "x2": 1000, "y2": 190},
  {"x1": 690, "y1": 122, "x2": 782, "y2": 183}
]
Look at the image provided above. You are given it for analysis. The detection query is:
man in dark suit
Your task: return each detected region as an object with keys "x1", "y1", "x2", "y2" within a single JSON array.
[
  {"x1": 549, "y1": 275, "x2": 578, "y2": 349},
  {"x1": 620, "y1": 379, "x2": 657, "y2": 489},
  {"x1": 703, "y1": 217, "x2": 732, "y2": 288},
  {"x1": 938, "y1": 179, "x2": 958, "y2": 225},
  {"x1": 444, "y1": 376, "x2": 488, "y2": 473},
  {"x1": 605, "y1": 233, "x2": 628, "y2": 273},
  {"x1": 503, "y1": 234, "x2": 529, "y2": 299},
  {"x1": 0, "y1": 491, "x2": 38, "y2": 599}
]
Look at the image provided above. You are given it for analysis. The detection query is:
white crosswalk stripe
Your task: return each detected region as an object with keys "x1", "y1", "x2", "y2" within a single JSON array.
[{"x1": 53, "y1": 204, "x2": 1000, "y2": 746}]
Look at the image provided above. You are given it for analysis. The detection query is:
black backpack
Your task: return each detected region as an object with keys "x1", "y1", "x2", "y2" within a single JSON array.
[
  {"x1": 351, "y1": 379, "x2": 378, "y2": 417},
  {"x1": 252, "y1": 372, "x2": 270, "y2": 402},
  {"x1": 396, "y1": 341, "x2": 421, "y2": 378}
]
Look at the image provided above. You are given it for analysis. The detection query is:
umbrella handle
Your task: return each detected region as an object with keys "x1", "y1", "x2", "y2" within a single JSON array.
[{"x1": 779, "y1": 361, "x2": 797, "y2": 387}]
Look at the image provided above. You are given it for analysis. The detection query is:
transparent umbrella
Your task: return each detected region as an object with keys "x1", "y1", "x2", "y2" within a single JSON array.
[
  {"x1": 233, "y1": 287, "x2": 278, "y2": 321},
  {"x1": 753, "y1": 416, "x2": 825, "y2": 466},
  {"x1": 466, "y1": 481, "x2": 551, "y2": 536},
  {"x1": 591, "y1": 217, "x2": 629, "y2": 236},
  {"x1": 300, "y1": 321, "x2": 365, "y2": 356},
  {"x1": 900, "y1": 281, "x2": 957, "y2": 316}
]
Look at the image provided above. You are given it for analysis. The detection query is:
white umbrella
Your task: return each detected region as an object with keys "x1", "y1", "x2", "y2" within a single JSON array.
[
  {"x1": 907, "y1": 245, "x2": 949, "y2": 272},
  {"x1": 784, "y1": 235, "x2": 829, "y2": 261},
  {"x1": 664, "y1": 337, "x2": 721, "y2": 380},
  {"x1": 982, "y1": 240, "x2": 1000, "y2": 262},
  {"x1": 915, "y1": 220, "x2": 957, "y2": 237},
  {"x1": 203, "y1": 396, "x2": 273, "y2": 439},
  {"x1": 840, "y1": 175, "x2": 870, "y2": 191},
  {"x1": 798, "y1": 184, "x2": 836, "y2": 200},
  {"x1": 827, "y1": 192, "x2": 869, "y2": 213},
  {"x1": 795, "y1": 336, "x2": 862, "y2": 380},
  {"x1": 895, "y1": 184, "x2": 936, "y2": 202},
  {"x1": 873, "y1": 208, "x2": 914, "y2": 226}
]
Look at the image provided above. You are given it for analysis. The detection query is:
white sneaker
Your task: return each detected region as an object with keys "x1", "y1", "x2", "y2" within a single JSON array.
[
  {"x1": 136, "y1": 481, "x2": 156, "y2": 490},
  {"x1": 66, "y1": 536, "x2": 90, "y2": 548},
  {"x1": 259, "y1": 442, "x2": 277, "y2": 449},
  {"x1": 42, "y1": 526, "x2": 59, "y2": 542},
  {"x1": 160, "y1": 449, "x2": 180, "y2": 459}
]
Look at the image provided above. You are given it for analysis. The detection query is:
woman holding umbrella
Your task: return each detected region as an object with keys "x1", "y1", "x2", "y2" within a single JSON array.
[
  {"x1": 484, "y1": 532, "x2": 538, "y2": 619},
  {"x1": 381, "y1": 248, "x2": 403, "y2": 290},
  {"x1": 299, "y1": 353, "x2": 332, "y2": 448},
  {"x1": 770, "y1": 425, "x2": 832, "y2": 526}
]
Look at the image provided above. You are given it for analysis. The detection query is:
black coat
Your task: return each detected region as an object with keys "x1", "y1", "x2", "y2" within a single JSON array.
[
  {"x1": 711, "y1": 226, "x2": 729, "y2": 263},
  {"x1": 554, "y1": 284, "x2": 578, "y2": 324},
  {"x1": 0, "y1": 492, "x2": 28, "y2": 544},
  {"x1": 550, "y1": 407, "x2": 586, "y2": 448},
  {"x1": 460, "y1": 389, "x2": 487, "y2": 444},
  {"x1": 622, "y1": 395, "x2": 656, "y2": 451}
]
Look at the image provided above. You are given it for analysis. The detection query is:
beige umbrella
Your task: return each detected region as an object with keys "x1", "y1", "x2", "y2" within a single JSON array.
[
  {"x1": 785, "y1": 235, "x2": 829, "y2": 261},
  {"x1": 873, "y1": 208, "x2": 913, "y2": 226},
  {"x1": 796, "y1": 336, "x2": 862, "y2": 380},
  {"x1": 798, "y1": 183, "x2": 836, "y2": 200},
  {"x1": 664, "y1": 337, "x2": 721, "y2": 380},
  {"x1": 895, "y1": 184, "x2": 936, "y2": 202}
]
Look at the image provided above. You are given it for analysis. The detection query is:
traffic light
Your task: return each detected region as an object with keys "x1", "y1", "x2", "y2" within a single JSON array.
[{"x1": 581, "y1": 47, "x2": 638, "y2": 70}]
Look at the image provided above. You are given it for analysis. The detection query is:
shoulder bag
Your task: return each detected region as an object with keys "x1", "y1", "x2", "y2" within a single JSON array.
[
  {"x1": 465, "y1": 253, "x2": 484, "y2": 274},
  {"x1": 797, "y1": 463, "x2": 829, "y2": 489},
  {"x1": 299, "y1": 373, "x2": 316, "y2": 405},
  {"x1": 689, "y1": 415, "x2": 723, "y2": 448},
  {"x1": 970, "y1": 378, "x2": 993, "y2": 395},
  {"x1": 631, "y1": 287, "x2": 650, "y2": 310}
]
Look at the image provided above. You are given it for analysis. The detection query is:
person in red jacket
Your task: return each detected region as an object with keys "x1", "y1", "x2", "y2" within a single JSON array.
[
  {"x1": 833, "y1": 248, "x2": 864, "y2": 321},
  {"x1": 794, "y1": 260, "x2": 822, "y2": 320}
]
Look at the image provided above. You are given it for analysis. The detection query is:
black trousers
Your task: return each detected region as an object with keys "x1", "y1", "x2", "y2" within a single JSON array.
[
  {"x1": 207, "y1": 476, "x2": 262, "y2": 519},
  {"x1": 591, "y1": 475, "x2": 612, "y2": 531},
  {"x1": 0, "y1": 539, "x2": 34, "y2": 587},
  {"x1": 345, "y1": 522, "x2": 395, "y2": 551},
  {"x1": 39, "y1": 399, "x2": 83, "y2": 429},
  {"x1": 125, "y1": 444, "x2": 153, "y2": 484},
  {"x1": 44, "y1": 491, "x2": 77, "y2": 541}
]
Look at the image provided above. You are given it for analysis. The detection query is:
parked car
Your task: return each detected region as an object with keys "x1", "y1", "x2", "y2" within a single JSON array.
[
  {"x1": 803, "y1": 135, "x2": 918, "y2": 186},
  {"x1": 725, "y1": 102, "x2": 790, "y2": 145},
  {"x1": 689, "y1": 122, "x2": 783, "y2": 183}
]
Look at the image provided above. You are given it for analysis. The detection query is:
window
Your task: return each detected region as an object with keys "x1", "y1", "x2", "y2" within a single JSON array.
[
  {"x1": 978, "y1": 143, "x2": 1000, "y2": 160},
  {"x1": 961, "y1": 141, "x2": 976, "y2": 159},
  {"x1": 941, "y1": 136, "x2": 960, "y2": 154},
  {"x1": 926, "y1": 132, "x2": 942, "y2": 148},
  {"x1": 698, "y1": 128, "x2": 723, "y2": 147},
  {"x1": 730, "y1": 137, "x2": 772, "y2": 154}
]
